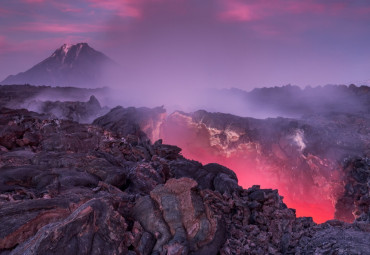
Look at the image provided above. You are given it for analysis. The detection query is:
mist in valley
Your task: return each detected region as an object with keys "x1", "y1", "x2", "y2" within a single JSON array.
[{"x1": 0, "y1": 0, "x2": 369, "y2": 230}]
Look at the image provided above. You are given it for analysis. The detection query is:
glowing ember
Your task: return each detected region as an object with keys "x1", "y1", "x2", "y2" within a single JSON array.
[{"x1": 159, "y1": 112, "x2": 344, "y2": 223}]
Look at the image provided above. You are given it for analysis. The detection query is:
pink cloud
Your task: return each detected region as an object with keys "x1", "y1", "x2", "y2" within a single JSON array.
[
  {"x1": 286, "y1": 1, "x2": 347, "y2": 16},
  {"x1": 61, "y1": 8, "x2": 83, "y2": 13},
  {"x1": 218, "y1": 0, "x2": 278, "y2": 23},
  {"x1": 286, "y1": 2, "x2": 326, "y2": 14},
  {"x1": 53, "y1": 3, "x2": 83, "y2": 13},
  {"x1": 219, "y1": 2, "x2": 255, "y2": 22},
  {"x1": 26, "y1": 1, "x2": 83, "y2": 14},
  {"x1": 87, "y1": 0, "x2": 141, "y2": 18},
  {"x1": 11, "y1": 22, "x2": 107, "y2": 33},
  {"x1": 84, "y1": 0, "x2": 370, "y2": 26},
  {"x1": 0, "y1": 35, "x2": 93, "y2": 55},
  {"x1": 22, "y1": 0, "x2": 45, "y2": 3},
  {"x1": 217, "y1": 0, "x2": 354, "y2": 24}
]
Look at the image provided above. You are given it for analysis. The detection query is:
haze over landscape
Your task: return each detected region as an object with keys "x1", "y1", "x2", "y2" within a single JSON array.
[
  {"x1": 0, "y1": 1, "x2": 370, "y2": 254},
  {"x1": 1, "y1": 0, "x2": 370, "y2": 90}
]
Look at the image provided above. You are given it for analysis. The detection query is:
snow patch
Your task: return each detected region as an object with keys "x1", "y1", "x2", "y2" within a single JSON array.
[
  {"x1": 76, "y1": 43, "x2": 83, "y2": 58},
  {"x1": 62, "y1": 44, "x2": 72, "y2": 55},
  {"x1": 60, "y1": 44, "x2": 73, "y2": 64}
]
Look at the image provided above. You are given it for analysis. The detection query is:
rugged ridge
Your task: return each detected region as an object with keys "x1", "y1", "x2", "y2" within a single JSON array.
[
  {"x1": 25, "y1": 95, "x2": 107, "y2": 123},
  {"x1": 206, "y1": 84, "x2": 370, "y2": 118},
  {"x1": 0, "y1": 85, "x2": 109, "y2": 123},
  {"x1": 0, "y1": 107, "x2": 369, "y2": 254}
]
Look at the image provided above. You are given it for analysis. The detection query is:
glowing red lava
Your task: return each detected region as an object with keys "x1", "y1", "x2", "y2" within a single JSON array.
[
  {"x1": 177, "y1": 148, "x2": 335, "y2": 223},
  {"x1": 160, "y1": 114, "x2": 342, "y2": 223}
]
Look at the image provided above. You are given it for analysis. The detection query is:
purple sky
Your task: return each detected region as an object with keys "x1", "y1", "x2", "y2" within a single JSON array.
[{"x1": 1, "y1": 0, "x2": 370, "y2": 89}]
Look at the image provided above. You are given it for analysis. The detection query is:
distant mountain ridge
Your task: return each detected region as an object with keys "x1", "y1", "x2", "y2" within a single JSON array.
[
  {"x1": 203, "y1": 84, "x2": 370, "y2": 118},
  {"x1": 0, "y1": 43, "x2": 116, "y2": 87}
]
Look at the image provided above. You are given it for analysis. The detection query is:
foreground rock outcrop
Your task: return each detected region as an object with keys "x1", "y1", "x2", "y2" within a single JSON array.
[
  {"x1": 26, "y1": 95, "x2": 106, "y2": 123},
  {"x1": 335, "y1": 157, "x2": 370, "y2": 223},
  {"x1": 0, "y1": 107, "x2": 369, "y2": 254},
  {"x1": 93, "y1": 105, "x2": 166, "y2": 142}
]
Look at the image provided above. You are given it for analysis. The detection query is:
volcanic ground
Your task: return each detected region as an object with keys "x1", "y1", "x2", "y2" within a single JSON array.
[{"x1": 0, "y1": 84, "x2": 369, "y2": 255}]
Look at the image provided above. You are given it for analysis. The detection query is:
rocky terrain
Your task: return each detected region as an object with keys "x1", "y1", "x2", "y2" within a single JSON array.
[
  {"x1": 93, "y1": 106, "x2": 166, "y2": 142},
  {"x1": 25, "y1": 95, "x2": 107, "y2": 123},
  {"x1": 0, "y1": 85, "x2": 109, "y2": 123},
  {"x1": 0, "y1": 85, "x2": 107, "y2": 109},
  {"x1": 0, "y1": 107, "x2": 369, "y2": 255},
  {"x1": 335, "y1": 157, "x2": 370, "y2": 223},
  {"x1": 159, "y1": 109, "x2": 370, "y2": 223},
  {"x1": 0, "y1": 84, "x2": 369, "y2": 254}
]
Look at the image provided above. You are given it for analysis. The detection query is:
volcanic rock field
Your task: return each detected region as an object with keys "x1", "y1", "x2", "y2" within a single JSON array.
[{"x1": 0, "y1": 84, "x2": 369, "y2": 255}]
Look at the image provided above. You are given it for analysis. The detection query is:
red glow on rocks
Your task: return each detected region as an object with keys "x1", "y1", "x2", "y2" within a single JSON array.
[
  {"x1": 160, "y1": 113, "x2": 343, "y2": 224},
  {"x1": 177, "y1": 148, "x2": 335, "y2": 223}
]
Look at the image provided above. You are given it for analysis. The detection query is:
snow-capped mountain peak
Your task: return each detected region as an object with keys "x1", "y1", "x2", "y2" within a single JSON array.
[{"x1": 0, "y1": 42, "x2": 116, "y2": 87}]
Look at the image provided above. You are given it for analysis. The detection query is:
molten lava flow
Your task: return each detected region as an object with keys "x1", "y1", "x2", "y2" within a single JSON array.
[{"x1": 159, "y1": 112, "x2": 344, "y2": 223}]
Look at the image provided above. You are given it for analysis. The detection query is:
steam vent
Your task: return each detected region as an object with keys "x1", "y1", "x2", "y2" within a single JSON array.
[{"x1": 0, "y1": 84, "x2": 369, "y2": 254}]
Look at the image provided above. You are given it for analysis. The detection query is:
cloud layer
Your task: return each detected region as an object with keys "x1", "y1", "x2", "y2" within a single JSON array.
[{"x1": 1, "y1": 0, "x2": 370, "y2": 88}]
